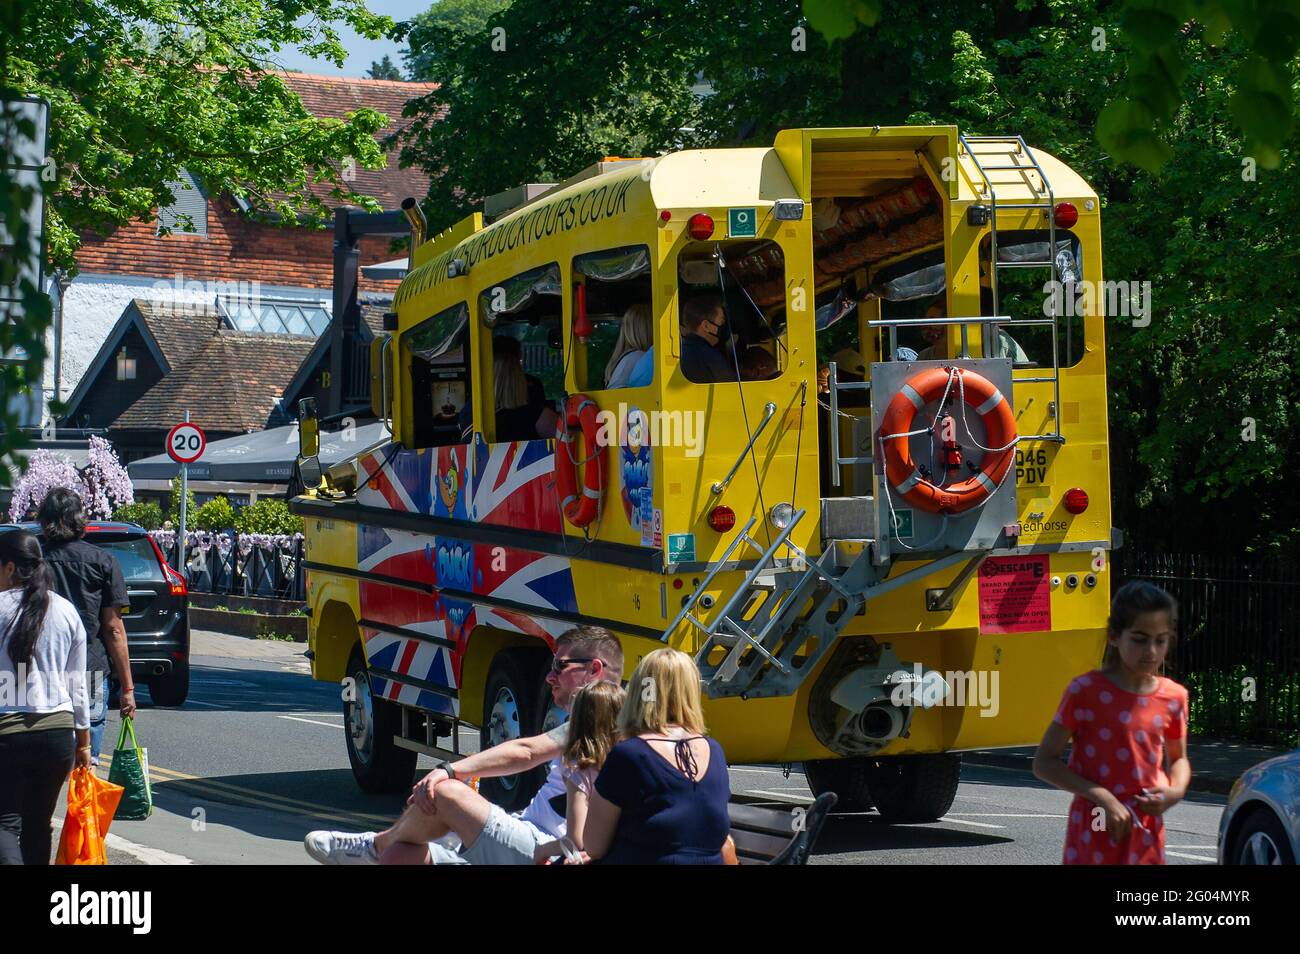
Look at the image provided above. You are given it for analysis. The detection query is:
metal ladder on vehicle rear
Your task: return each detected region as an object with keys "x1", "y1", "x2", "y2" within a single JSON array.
[
  {"x1": 661, "y1": 511, "x2": 973, "y2": 699},
  {"x1": 661, "y1": 510, "x2": 876, "y2": 699},
  {"x1": 958, "y1": 133, "x2": 1070, "y2": 443}
]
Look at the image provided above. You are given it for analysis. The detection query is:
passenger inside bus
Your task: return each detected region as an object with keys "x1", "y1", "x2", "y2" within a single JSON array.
[
  {"x1": 493, "y1": 344, "x2": 558, "y2": 442},
  {"x1": 603, "y1": 304, "x2": 653, "y2": 389},
  {"x1": 679, "y1": 294, "x2": 734, "y2": 383}
]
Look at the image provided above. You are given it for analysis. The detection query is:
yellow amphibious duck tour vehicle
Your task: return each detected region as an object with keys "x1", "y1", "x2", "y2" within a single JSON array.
[{"x1": 293, "y1": 126, "x2": 1114, "y2": 820}]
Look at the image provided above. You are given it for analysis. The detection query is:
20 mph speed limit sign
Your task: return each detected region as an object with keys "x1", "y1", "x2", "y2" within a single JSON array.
[{"x1": 166, "y1": 422, "x2": 207, "y2": 464}]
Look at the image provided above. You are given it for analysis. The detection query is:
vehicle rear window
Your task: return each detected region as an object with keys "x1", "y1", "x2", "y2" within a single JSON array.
[{"x1": 94, "y1": 536, "x2": 165, "y2": 583}]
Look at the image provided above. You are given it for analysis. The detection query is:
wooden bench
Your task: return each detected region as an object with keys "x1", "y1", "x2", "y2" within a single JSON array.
[{"x1": 727, "y1": 792, "x2": 837, "y2": 865}]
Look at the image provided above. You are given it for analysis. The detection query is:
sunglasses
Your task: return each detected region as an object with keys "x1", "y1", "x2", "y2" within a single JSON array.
[{"x1": 550, "y1": 656, "x2": 596, "y2": 674}]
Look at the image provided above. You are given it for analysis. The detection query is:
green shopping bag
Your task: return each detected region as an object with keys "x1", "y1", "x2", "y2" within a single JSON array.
[{"x1": 108, "y1": 717, "x2": 153, "y2": 820}]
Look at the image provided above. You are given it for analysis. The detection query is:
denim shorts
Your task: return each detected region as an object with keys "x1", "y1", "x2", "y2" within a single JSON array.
[{"x1": 427, "y1": 805, "x2": 550, "y2": 865}]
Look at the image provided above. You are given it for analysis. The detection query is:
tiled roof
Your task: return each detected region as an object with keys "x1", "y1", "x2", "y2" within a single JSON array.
[
  {"x1": 113, "y1": 326, "x2": 316, "y2": 433},
  {"x1": 274, "y1": 71, "x2": 436, "y2": 211},
  {"x1": 134, "y1": 300, "x2": 223, "y2": 371},
  {"x1": 359, "y1": 296, "x2": 393, "y2": 337}
]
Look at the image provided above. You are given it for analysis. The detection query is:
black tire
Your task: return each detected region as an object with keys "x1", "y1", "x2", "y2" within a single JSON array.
[
  {"x1": 862, "y1": 754, "x2": 962, "y2": 823},
  {"x1": 803, "y1": 757, "x2": 876, "y2": 812},
  {"x1": 149, "y1": 662, "x2": 190, "y2": 707},
  {"x1": 343, "y1": 646, "x2": 417, "y2": 794},
  {"x1": 1231, "y1": 809, "x2": 1295, "y2": 865},
  {"x1": 479, "y1": 648, "x2": 552, "y2": 812}
]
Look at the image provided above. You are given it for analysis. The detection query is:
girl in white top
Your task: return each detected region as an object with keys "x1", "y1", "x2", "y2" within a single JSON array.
[
  {"x1": 533, "y1": 680, "x2": 626, "y2": 864},
  {"x1": 0, "y1": 528, "x2": 90, "y2": 865},
  {"x1": 603, "y1": 304, "x2": 653, "y2": 389}
]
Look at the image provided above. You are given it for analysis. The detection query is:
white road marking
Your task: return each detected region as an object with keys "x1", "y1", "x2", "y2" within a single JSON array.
[
  {"x1": 938, "y1": 817, "x2": 1005, "y2": 829},
  {"x1": 51, "y1": 817, "x2": 194, "y2": 865},
  {"x1": 1167, "y1": 850, "x2": 1216, "y2": 862},
  {"x1": 728, "y1": 766, "x2": 796, "y2": 775},
  {"x1": 744, "y1": 789, "x2": 813, "y2": 803},
  {"x1": 277, "y1": 715, "x2": 346, "y2": 729},
  {"x1": 186, "y1": 700, "x2": 227, "y2": 708},
  {"x1": 947, "y1": 813, "x2": 1068, "y2": 818}
]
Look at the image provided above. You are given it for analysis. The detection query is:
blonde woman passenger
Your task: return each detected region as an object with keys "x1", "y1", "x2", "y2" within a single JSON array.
[
  {"x1": 581, "y1": 648, "x2": 732, "y2": 864},
  {"x1": 603, "y1": 304, "x2": 653, "y2": 389},
  {"x1": 494, "y1": 349, "x2": 557, "y2": 441}
]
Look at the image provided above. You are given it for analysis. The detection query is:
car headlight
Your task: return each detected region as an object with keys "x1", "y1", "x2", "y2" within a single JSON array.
[{"x1": 769, "y1": 502, "x2": 795, "y2": 530}]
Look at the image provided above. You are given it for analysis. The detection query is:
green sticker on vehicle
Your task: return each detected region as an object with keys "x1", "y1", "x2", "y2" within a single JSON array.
[
  {"x1": 890, "y1": 509, "x2": 914, "y2": 540},
  {"x1": 667, "y1": 533, "x2": 696, "y2": 563},
  {"x1": 728, "y1": 207, "x2": 757, "y2": 238}
]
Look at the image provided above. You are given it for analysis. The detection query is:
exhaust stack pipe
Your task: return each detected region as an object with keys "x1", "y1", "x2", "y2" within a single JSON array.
[
  {"x1": 856, "y1": 700, "x2": 907, "y2": 743},
  {"x1": 400, "y1": 197, "x2": 426, "y2": 272}
]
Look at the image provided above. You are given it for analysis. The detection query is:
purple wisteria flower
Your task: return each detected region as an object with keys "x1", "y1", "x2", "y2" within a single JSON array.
[
  {"x1": 7, "y1": 436, "x2": 135, "y2": 522},
  {"x1": 8, "y1": 450, "x2": 83, "y2": 522}
]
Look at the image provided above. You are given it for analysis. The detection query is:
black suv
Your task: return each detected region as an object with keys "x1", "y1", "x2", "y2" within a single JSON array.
[{"x1": 6, "y1": 521, "x2": 191, "y2": 705}]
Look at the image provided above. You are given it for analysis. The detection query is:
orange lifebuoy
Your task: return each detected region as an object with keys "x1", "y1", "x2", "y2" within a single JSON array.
[
  {"x1": 554, "y1": 394, "x2": 607, "y2": 528},
  {"x1": 879, "y1": 366, "x2": 1016, "y2": 515}
]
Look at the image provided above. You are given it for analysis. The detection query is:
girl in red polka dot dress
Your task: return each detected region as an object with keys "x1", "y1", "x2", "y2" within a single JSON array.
[{"x1": 1033, "y1": 581, "x2": 1191, "y2": 865}]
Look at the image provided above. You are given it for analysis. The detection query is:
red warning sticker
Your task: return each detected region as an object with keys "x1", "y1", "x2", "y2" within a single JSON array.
[{"x1": 978, "y1": 554, "x2": 1052, "y2": 634}]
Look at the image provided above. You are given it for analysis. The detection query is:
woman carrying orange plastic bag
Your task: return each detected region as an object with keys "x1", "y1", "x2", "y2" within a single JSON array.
[
  {"x1": 56, "y1": 767, "x2": 124, "y2": 865},
  {"x1": 0, "y1": 529, "x2": 93, "y2": 865}
]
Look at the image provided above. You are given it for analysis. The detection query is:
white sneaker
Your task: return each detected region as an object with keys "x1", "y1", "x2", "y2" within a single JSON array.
[{"x1": 304, "y1": 830, "x2": 380, "y2": 865}]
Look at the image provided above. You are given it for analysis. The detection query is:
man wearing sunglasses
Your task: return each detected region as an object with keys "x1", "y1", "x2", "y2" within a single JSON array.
[{"x1": 305, "y1": 625, "x2": 623, "y2": 865}]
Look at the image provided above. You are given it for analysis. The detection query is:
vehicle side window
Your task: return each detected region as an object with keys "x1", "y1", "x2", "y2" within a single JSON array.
[
  {"x1": 404, "y1": 301, "x2": 471, "y2": 448},
  {"x1": 572, "y1": 245, "x2": 653, "y2": 391},
  {"x1": 980, "y1": 231, "x2": 1085, "y2": 369},
  {"x1": 677, "y1": 239, "x2": 786, "y2": 384},
  {"x1": 479, "y1": 263, "x2": 563, "y2": 443}
]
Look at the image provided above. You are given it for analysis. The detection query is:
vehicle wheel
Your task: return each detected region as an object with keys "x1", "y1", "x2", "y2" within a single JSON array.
[
  {"x1": 1232, "y1": 809, "x2": 1295, "y2": 865},
  {"x1": 803, "y1": 757, "x2": 876, "y2": 813},
  {"x1": 862, "y1": 754, "x2": 962, "y2": 823},
  {"x1": 479, "y1": 649, "x2": 552, "y2": 812},
  {"x1": 344, "y1": 646, "x2": 417, "y2": 794},
  {"x1": 149, "y1": 662, "x2": 190, "y2": 707}
]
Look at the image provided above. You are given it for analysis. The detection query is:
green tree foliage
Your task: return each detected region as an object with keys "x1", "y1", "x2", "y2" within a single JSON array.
[
  {"x1": 398, "y1": 0, "x2": 704, "y2": 227},
  {"x1": 800, "y1": 0, "x2": 1300, "y2": 173},
  {"x1": 112, "y1": 501, "x2": 164, "y2": 530},
  {"x1": 168, "y1": 475, "x2": 197, "y2": 524},
  {"x1": 234, "y1": 497, "x2": 304, "y2": 535},
  {"x1": 193, "y1": 495, "x2": 237, "y2": 531},
  {"x1": 405, "y1": 0, "x2": 511, "y2": 82},
  {"x1": 368, "y1": 54, "x2": 404, "y2": 80}
]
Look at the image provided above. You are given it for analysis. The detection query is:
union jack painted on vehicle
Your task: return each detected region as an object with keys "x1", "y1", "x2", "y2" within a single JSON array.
[{"x1": 354, "y1": 437, "x2": 575, "y2": 712}]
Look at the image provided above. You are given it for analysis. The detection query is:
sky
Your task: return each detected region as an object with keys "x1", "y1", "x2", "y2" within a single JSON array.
[{"x1": 272, "y1": 0, "x2": 427, "y2": 78}]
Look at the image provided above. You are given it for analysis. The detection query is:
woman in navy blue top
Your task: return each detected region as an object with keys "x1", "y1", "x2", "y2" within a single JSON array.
[{"x1": 583, "y1": 648, "x2": 731, "y2": 864}]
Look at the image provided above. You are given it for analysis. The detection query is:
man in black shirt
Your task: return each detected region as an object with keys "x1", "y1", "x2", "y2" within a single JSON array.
[
  {"x1": 680, "y1": 295, "x2": 734, "y2": 383},
  {"x1": 37, "y1": 488, "x2": 134, "y2": 765}
]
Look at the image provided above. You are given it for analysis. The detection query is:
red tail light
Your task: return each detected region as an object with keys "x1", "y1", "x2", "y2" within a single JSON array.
[
  {"x1": 687, "y1": 213, "x2": 715, "y2": 240},
  {"x1": 708, "y1": 506, "x2": 736, "y2": 532},
  {"x1": 1053, "y1": 202, "x2": 1078, "y2": 228},
  {"x1": 147, "y1": 535, "x2": 188, "y2": 596},
  {"x1": 165, "y1": 565, "x2": 188, "y2": 597},
  {"x1": 1063, "y1": 488, "x2": 1089, "y2": 514}
]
